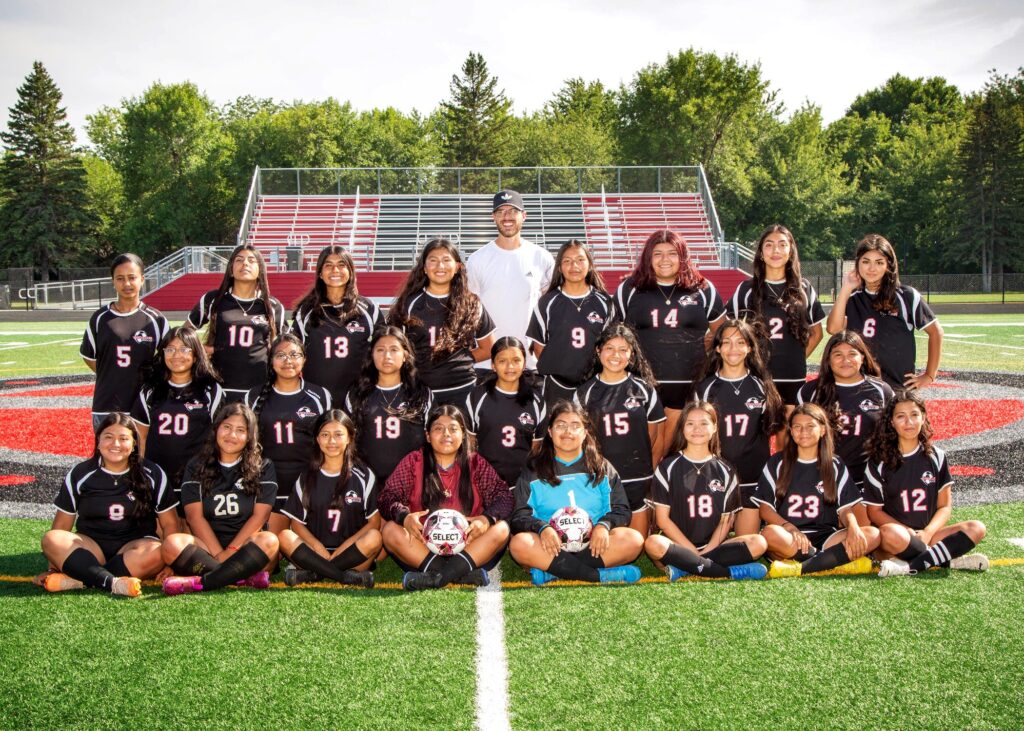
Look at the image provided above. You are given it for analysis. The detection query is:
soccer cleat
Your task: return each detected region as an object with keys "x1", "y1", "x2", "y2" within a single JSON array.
[
  {"x1": 284, "y1": 567, "x2": 320, "y2": 587},
  {"x1": 598, "y1": 565, "x2": 641, "y2": 584},
  {"x1": 831, "y1": 556, "x2": 874, "y2": 576},
  {"x1": 42, "y1": 572, "x2": 84, "y2": 593},
  {"x1": 402, "y1": 571, "x2": 442, "y2": 592},
  {"x1": 456, "y1": 568, "x2": 489, "y2": 588},
  {"x1": 529, "y1": 568, "x2": 558, "y2": 586},
  {"x1": 769, "y1": 560, "x2": 802, "y2": 579},
  {"x1": 340, "y1": 570, "x2": 375, "y2": 588},
  {"x1": 949, "y1": 553, "x2": 989, "y2": 572},
  {"x1": 239, "y1": 571, "x2": 270, "y2": 589},
  {"x1": 162, "y1": 575, "x2": 203, "y2": 596},
  {"x1": 667, "y1": 565, "x2": 689, "y2": 582},
  {"x1": 110, "y1": 577, "x2": 142, "y2": 598},
  {"x1": 728, "y1": 562, "x2": 768, "y2": 581},
  {"x1": 877, "y1": 558, "x2": 912, "y2": 578}
]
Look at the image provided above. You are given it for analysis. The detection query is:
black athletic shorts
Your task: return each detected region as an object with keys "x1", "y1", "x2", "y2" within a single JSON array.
[
  {"x1": 78, "y1": 531, "x2": 156, "y2": 562},
  {"x1": 657, "y1": 382, "x2": 695, "y2": 410}
]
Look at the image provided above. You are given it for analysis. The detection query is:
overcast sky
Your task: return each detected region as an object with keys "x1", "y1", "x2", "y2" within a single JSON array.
[{"x1": 1, "y1": 0, "x2": 1021, "y2": 145}]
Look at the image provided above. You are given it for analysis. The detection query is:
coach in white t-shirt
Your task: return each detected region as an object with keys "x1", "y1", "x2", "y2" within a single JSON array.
[{"x1": 467, "y1": 189, "x2": 555, "y2": 369}]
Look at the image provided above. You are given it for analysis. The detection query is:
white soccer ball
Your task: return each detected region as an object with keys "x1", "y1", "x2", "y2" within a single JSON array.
[
  {"x1": 422, "y1": 509, "x2": 470, "y2": 556},
  {"x1": 549, "y1": 505, "x2": 592, "y2": 553}
]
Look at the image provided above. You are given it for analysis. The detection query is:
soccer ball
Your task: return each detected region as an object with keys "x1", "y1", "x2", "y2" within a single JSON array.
[
  {"x1": 549, "y1": 505, "x2": 592, "y2": 553},
  {"x1": 422, "y1": 509, "x2": 470, "y2": 555}
]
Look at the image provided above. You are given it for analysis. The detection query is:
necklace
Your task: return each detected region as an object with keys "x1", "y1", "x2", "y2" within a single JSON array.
[
  {"x1": 764, "y1": 281, "x2": 787, "y2": 308},
  {"x1": 377, "y1": 385, "x2": 403, "y2": 415},
  {"x1": 721, "y1": 372, "x2": 747, "y2": 396},
  {"x1": 562, "y1": 287, "x2": 591, "y2": 313},
  {"x1": 657, "y1": 283, "x2": 677, "y2": 306},
  {"x1": 232, "y1": 291, "x2": 259, "y2": 317}
]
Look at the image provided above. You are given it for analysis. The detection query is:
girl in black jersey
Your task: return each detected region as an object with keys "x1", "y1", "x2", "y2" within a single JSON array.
[
  {"x1": 292, "y1": 246, "x2": 383, "y2": 405},
  {"x1": 37, "y1": 414, "x2": 177, "y2": 597},
  {"x1": 527, "y1": 240, "x2": 615, "y2": 409},
  {"x1": 81, "y1": 253, "x2": 169, "y2": 430},
  {"x1": 187, "y1": 244, "x2": 287, "y2": 402},
  {"x1": 388, "y1": 238, "x2": 495, "y2": 412},
  {"x1": 245, "y1": 333, "x2": 331, "y2": 533},
  {"x1": 575, "y1": 323, "x2": 665, "y2": 536},
  {"x1": 729, "y1": 225, "x2": 826, "y2": 404},
  {"x1": 754, "y1": 404, "x2": 880, "y2": 578},
  {"x1": 466, "y1": 337, "x2": 546, "y2": 487},
  {"x1": 615, "y1": 229, "x2": 726, "y2": 441},
  {"x1": 161, "y1": 403, "x2": 280, "y2": 595},
  {"x1": 344, "y1": 327, "x2": 430, "y2": 483},
  {"x1": 797, "y1": 331, "x2": 893, "y2": 524},
  {"x1": 864, "y1": 391, "x2": 988, "y2": 577},
  {"x1": 827, "y1": 233, "x2": 943, "y2": 390},
  {"x1": 133, "y1": 326, "x2": 223, "y2": 522},
  {"x1": 278, "y1": 410, "x2": 382, "y2": 588},
  {"x1": 695, "y1": 319, "x2": 785, "y2": 536},
  {"x1": 645, "y1": 401, "x2": 768, "y2": 580}
]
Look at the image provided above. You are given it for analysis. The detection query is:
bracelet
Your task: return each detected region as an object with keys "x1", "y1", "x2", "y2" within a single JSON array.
[{"x1": 228, "y1": 545, "x2": 240, "y2": 551}]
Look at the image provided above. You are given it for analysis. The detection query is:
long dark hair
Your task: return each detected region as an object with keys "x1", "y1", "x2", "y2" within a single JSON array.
[
  {"x1": 249, "y1": 333, "x2": 306, "y2": 418},
  {"x1": 292, "y1": 246, "x2": 361, "y2": 328},
  {"x1": 421, "y1": 405, "x2": 474, "y2": 512},
  {"x1": 196, "y1": 402, "x2": 264, "y2": 498},
  {"x1": 588, "y1": 322, "x2": 657, "y2": 386},
  {"x1": 546, "y1": 239, "x2": 608, "y2": 295},
  {"x1": 812, "y1": 330, "x2": 882, "y2": 432},
  {"x1": 388, "y1": 238, "x2": 482, "y2": 359},
  {"x1": 141, "y1": 326, "x2": 221, "y2": 409},
  {"x1": 751, "y1": 224, "x2": 810, "y2": 344},
  {"x1": 855, "y1": 234, "x2": 901, "y2": 314},
  {"x1": 482, "y1": 336, "x2": 538, "y2": 407},
  {"x1": 702, "y1": 318, "x2": 785, "y2": 435},
  {"x1": 348, "y1": 326, "x2": 427, "y2": 420},
  {"x1": 93, "y1": 413, "x2": 151, "y2": 517},
  {"x1": 777, "y1": 404, "x2": 838, "y2": 505},
  {"x1": 866, "y1": 389, "x2": 934, "y2": 472},
  {"x1": 630, "y1": 229, "x2": 705, "y2": 291},
  {"x1": 303, "y1": 410, "x2": 363, "y2": 515},
  {"x1": 528, "y1": 401, "x2": 608, "y2": 487},
  {"x1": 667, "y1": 400, "x2": 722, "y2": 456},
  {"x1": 203, "y1": 244, "x2": 278, "y2": 347},
  {"x1": 110, "y1": 252, "x2": 144, "y2": 277}
]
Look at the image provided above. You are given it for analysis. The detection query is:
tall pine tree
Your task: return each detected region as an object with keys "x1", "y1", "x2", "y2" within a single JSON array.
[
  {"x1": 0, "y1": 62, "x2": 96, "y2": 279},
  {"x1": 439, "y1": 53, "x2": 513, "y2": 170}
]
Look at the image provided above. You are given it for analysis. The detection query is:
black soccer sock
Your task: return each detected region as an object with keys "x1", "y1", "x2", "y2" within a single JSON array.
[
  {"x1": 895, "y1": 535, "x2": 929, "y2": 562},
  {"x1": 436, "y1": 553, "x2": 478, "y2": 587},
  {"x1": 291, "y1": 543, "x2": 348, "y2": 582},
  {"x1": 62, "y1": 548, "x2": 116, "y2": 590},
  {"x1": 573, "y1": 551, "x2": 607, "y2": 569},
  {"x1": 703, "y1": 542, "x2": 755, "y2": 567},
  {"x1": 547, "y1": 551, "x2": 600, "y2": 582},
  {"x1": 908, "y1": 531, "x2": 976, "y2": 572},
  {"x1": 171, "y1": 545, "x2": 221, "y2": 576},
  {"x1": 103, "y1": 553, "x2": 130, "y2": 578},
  {"x1": 417, "y1": 554, "x2": 438, "y2": 572},
  {"x1": 800, "y1": 544, "x2": 851, "y2": 574},
  {"x1": 200, "y1": 543, "x2": 269, "y2": 591},
  {"x1": 330, "y1": 543, "x2": 369, "y2": 572},
  {"x1": 662, "y1": 545, "x2": 729, "y2": 578}
]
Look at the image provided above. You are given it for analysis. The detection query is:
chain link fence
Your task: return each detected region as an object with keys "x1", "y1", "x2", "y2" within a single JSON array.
[{"x1": 800, "y1": 261, "x2": 1024, "y2": 303}]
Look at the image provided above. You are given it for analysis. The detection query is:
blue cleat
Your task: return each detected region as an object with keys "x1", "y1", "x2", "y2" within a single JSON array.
[
  {"x1": 530, "y1": 568, "x2": 558, "y2": 586},
  {"x1": 667, "y1": 565, "x2": 690, "y2": 582},
  {"x1": 728, "y1": 562, "x2": 768, "y2": 580},
  {"x1": 598, "y1": 565, "x2": 641, "y2": 584}
]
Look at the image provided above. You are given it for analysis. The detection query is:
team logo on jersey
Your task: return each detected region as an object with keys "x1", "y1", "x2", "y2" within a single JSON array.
[
  {"x1": 745, "y1": 397, "x2": 765, "y2": 411},
  {"x1": 921, "y1": 471, "x2": 936, "y2": 485},
  {"x1": 677, "y1": 294, "x2": 700, "y2": 307},
  {"x1": 814, "y1": 480, "x2": 825, "y2": 494},
  {"x1": 250, "y1": 314, "x2": 268, "y2": 326},
  {"x1": 126, "y1": 493, "x2": 136, "y2": 502},
  {"x1": 344, "y1": 489, "x2": 362, "y2": 505},
  {"x1": 859, "y1": 399, "x2": 882, "y2": 413},
  {"x1": 296, "y1": 406, "x2": 316, "y2": 419},
  {"x1": 234, "y1": 479, "x2": 246, "y2": 491},
  {"x1": 131, "y1": 330, "x2": 154, "y2": 344},
  {"x1": 708, "y1": 479, "x2": 725, "y2": 492},
  {"x1": 623, "y1": 396, "x2": 642, "y2": 410},
  {"x1": 586, "y1": 311, "x2": 604, "y2": 324},
  {"x1": 184, "y1": 400, "x2": 205, "y2": 412},
  {"x1": 518, "y1": 412, "x2": 535, "y2": 427},
  {"x1": 346, "y1": 321, "x2": 366, "y2": 334}
]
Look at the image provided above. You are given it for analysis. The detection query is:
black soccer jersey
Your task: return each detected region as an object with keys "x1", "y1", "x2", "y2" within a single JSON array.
[
  {"x1": 843, "y1": 286, "x2": 936, "y2": 387},
  {"x1": 54, "y1": 457, "x2": 176, "y2": 544},
  {"x1": 797, "y1": 377, "x2": 893, "y2": 484},
  {"x1": 753, "y1": 454, "x2": 858, "y2": 540},
  {"x1": 81, "y1": 303, "x2": 169, "y2": 414},
  {"x1": 615, "y1": 277, "x2": 726, "y2": 384},
  {"x1": 695, "y1": 373, "x2": 771, "y2": 485},
  {"x1": 399, "y1": 290, "x2": 496, "y2": 392},
  {"x1": 132, "y1": 381, "x2": 224, "y2": 497},
  {"x1": 466, "y1": 383, "x2": 546, "y2": 486},
  {"x1": 281, "y1": 465, "x2": 378, "y2": 550},
  {"x1": 188, "y1": 290, "x2": 288, "y2": 395},
  {"x1": 180, "y1": 456, "x2": 278, "y2": 546},
  {"x1": 246, "y1": 381, "x2": 331, "y2": 500},
  {"x1": 293, "y1": 299, "x2": 382, "y2": 404},
  {"x1": 652, "y1": 453, "x2": 740, "y2": 548},
  {"x1": 526, "y1": 288, "x2": 615, "y2": 385},
  {"x1": 575, "y1": 375, "x2": 666, "y2": 483},
  {"x1": 863, "y1": 446, "x2": 953, "y2": 531},
  {"x1": 730, "y1": 278, "x2": 826, "y2": 383},
  {"x1": 344, "y1": 384, "x2": 428, "y2": 481}
]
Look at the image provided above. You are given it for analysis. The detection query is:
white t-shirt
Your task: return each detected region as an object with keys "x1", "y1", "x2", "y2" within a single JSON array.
[{"x1": 467, "y1": 238, "x2": 555, "y2": 369}]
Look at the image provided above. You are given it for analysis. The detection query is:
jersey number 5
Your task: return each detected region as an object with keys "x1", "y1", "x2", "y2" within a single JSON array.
[{"x1": 116, "y1": 345, "x2": 131, "y2": 368}]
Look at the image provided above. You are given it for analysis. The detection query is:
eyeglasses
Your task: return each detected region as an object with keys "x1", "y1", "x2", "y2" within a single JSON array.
[
  {"x1": 551, "y1": 423, "x2": 584, "y2": 434},
  {"x1": 163, "y1": 347, "x2": 193, "y2": 356},
  {"x1": 273, "y1": 351, "x2": 305, "y2": 362},
  {"x1": 430, "y1": 424, "x2": 463, "y2": 436}
]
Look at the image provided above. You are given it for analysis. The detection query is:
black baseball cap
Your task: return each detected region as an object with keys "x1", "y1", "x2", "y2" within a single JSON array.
[{"x1": 492, "y1": 189, "x2": 525, "y2": 212}]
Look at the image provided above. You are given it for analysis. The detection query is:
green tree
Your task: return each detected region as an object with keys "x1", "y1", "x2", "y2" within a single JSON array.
[
  {"x1": 438, "y1": 52, "x2": 513, "y2": 170},
  {"x1": 0, "y1": 61, "x2": 97, "y2": 278},
  {"x1": 81, "y1": 153, "x2": 124, "y2": 262},
  {"x1": 848, "y1": 74, "x2": 963, "y2": 129}
]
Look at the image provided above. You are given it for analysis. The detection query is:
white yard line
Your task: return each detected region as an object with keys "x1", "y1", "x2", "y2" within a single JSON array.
[
  {"x1": 475, "y1": 565, "x2": 511, "y2": 731},
  {"x1": 0, "y1": 338, "x2": 79, "y2": 351},
  {"x1": 941, "y1": 322, "x2": 1024, "y2": 328},
  {"x1": 1008, "y1": 538, "x2": 1024, "y2": 550},
  {"x1": 0, "y1": 330, "x2": 82, "y2": 335}
]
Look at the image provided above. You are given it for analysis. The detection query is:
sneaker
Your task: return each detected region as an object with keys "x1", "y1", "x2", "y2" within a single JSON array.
[
  {"x1": 598, "y1": 565, "x2": 641, "y2": 584},
  {"x1": 240, "y1": 571, "x2": 271, "y2": 589},
  {"x1": 832, "y1": 556, "x2": 873, "y2": 576},
  {"x1": 666, "y1": 565, "x2": 689, "y2": 582},
  {"x1": 110, "y1": 577, "x2": 142, "y2": 597},
  {"x1": 340, "y1": 569, "x2": 375, "y2": 588},
  {"x1": 163, "y1": 575, "x2": 203, "y2": 596},
  {"x1": 729, "y1": 562, "x2": 768, "y2": 581},
  {"x1": 456, "y1": 568, "x2": 489, "y2": 587},
  {"x1": 284, "y1": 567, "x2": 320, "y2": 587},
  {"x1": 949, "y1": 553, "x2": 989, "y2": 572},
  {"x1": 42, "y1": 572, "x2": 84, "y2": 592},
  {"x1": 529, "y1": 568, "x2": 558, "y2": 586},
  {"x1": 878, "y1": 558, "x2": 911, "y2": 578},
  {"x1": 402, "y1": 571, "x2": 442, "y2": 592},
  {"x1": 769, "y1": 560, "x2": 802, "y2": 579}
]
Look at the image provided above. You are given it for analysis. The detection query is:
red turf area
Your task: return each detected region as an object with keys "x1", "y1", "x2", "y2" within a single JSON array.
[
  {"x1": 0, "y1": 409, "x2": 93, "y2": 457},
  {"x1": 0, "y1": 385, "x2": 94, "y2": 398}
]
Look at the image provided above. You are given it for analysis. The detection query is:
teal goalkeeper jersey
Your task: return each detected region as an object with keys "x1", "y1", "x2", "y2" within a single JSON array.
[{"x1": 510, "y1": 455, "x2": 631, "y2": 534}]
